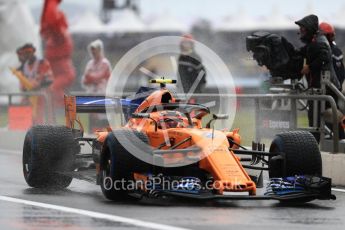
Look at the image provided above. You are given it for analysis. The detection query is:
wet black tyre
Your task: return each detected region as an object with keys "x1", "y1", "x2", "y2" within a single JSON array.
[
  {"x1": 269, "y1": 131, "x2": 322, "y2": 178},
  {"x1": 100, "y1": 129, "x2": 152, "y2": 201},
  {"x1": 23, "y1": 125, "x2": 79, "y2": 189}
]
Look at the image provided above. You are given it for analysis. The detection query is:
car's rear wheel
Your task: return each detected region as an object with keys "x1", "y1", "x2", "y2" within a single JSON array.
[
  {"x1": 100, "y1": 129, "x2": 152, "y2": 201},
  {"x1": 23, "y1": 125, "x2": 79, "y2": 189},
  {"x1": 269, "y1": 131, "x2": 322, "y2": 178}
]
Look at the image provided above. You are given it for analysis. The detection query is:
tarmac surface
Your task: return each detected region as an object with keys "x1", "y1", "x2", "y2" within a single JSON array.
[{"x1": 0, "y1": 148, "x2": 345, "y2": 230}]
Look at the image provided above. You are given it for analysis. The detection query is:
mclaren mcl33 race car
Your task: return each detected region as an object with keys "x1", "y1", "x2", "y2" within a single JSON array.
[{"x1": 22, "y1": 79, "x2": 335, "y2": 203}]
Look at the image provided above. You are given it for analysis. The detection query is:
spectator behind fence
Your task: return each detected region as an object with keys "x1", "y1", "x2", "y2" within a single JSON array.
[
  {"x1": 81, "y1": 39, "x2": 112, "y2": 94},
  {"x1": 178, "y1": 34, "x2": 206, "y2": 95}
]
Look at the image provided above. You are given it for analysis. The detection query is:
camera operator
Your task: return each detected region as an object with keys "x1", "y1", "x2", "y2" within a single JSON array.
[{"x1": 295, "y1": 14, "x2": 342, "y2": 141}]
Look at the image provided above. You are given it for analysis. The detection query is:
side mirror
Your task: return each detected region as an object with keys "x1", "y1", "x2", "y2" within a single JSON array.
[
  {"x1": 206, "y1": 114, "x2": 229, "y2": 128},
  {"x1": 132, "y1": 113, "x2": 150, "y2": 119},
  {"x1": 213, "y1": 114, "x2": 229, "y2": 120}
]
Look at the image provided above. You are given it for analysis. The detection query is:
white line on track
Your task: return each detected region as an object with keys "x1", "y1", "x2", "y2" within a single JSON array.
[
  {"x1": 0, "y1": 195, "x2": 190, "y2": 230},
  {"x1": 0, "y1": 148, "x2": 189, "y2": 229},
  {"x1": 332, "y1": 188, "x2": 345, "y2": 193}
]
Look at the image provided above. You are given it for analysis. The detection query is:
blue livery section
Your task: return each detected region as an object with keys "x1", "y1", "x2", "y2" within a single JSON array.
[
  {"x1": 75, "y1": 96, "x2": 118, "y2": 106},
  {"x1": 265, "y1": 175, "x2": 333, "y2": 199},
  {"x1": 74, "y1": 87, "x2": 157, "y2": 121},
  {"x1": 75, "y1": 96, "x2": 138, "y2": 121}
]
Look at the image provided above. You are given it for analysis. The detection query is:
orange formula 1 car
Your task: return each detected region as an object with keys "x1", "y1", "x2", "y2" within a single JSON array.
[{"x1": 22, "y1": 79, "x2": 335, "y2": 203}]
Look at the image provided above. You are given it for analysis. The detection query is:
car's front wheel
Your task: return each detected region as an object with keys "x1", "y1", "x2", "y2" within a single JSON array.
[
  {"x1": 100, "y1": 129, "x2": 152, "y2": 201},
  {"x1": 269, "y1": 131, "x2": 322, "y2": 178}
]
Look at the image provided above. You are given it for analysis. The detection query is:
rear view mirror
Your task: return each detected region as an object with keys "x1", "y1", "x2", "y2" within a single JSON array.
[
  {"x1": 206, "y1": 114, "x2": 229, "y2": 128},
  {"x1": 132, "y1": 113, "x2": 150, "y2": 118}
]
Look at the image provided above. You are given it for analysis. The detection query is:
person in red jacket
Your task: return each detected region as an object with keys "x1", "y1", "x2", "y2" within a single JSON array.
[
  {"x1": 82, "y1": 39, "x2": 112, "y2": 94},
  {"x1": 22, "y1": 45, "x2": 53, "y2": 89},
  {"x1": 319, "y1": 22, "x2": 345, "y2": 89},
  {"x1": 40, "y1": 0, "x2": 76, "y2": 108}
]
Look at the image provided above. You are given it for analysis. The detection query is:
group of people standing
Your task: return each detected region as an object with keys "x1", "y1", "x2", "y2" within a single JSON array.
[
  {"x1": 81, "y1": 35, "x2": 207, "y2": 95},
  {"x1": 294, "y1": 14, "x2": 345, "y2": 140},
  {"x1": 14, "y1": 39, "x2": 112, "y2": 124},
  {"x1": 14, "y1": 35, "x2": 206, "y2": 125}
]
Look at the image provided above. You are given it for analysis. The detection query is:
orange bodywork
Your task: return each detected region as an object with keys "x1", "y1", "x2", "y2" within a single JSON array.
[
  {"x1": 134, "y1": 89, "x2": 176, "y2": 113},
  {"x1": 65, "y1": 87, "x2": 256, "y2": 195},
  {"x1": 128, "y1": 88, "x2": 255, "y2": 195},
  {"x1": 64, "y1": 95, "x2": 85, "y2": 132},
  {"x1": 64, "y1": 95, "x2": 77, "y2": 129}
]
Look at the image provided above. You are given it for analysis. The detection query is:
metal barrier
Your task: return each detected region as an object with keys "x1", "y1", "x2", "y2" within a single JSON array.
[
  {"x1": 1, "y1": 90, "x2": 339, "y2": 152},
  {"x1": 175, "y1": 93, "x2": 339, "y2": 152}
]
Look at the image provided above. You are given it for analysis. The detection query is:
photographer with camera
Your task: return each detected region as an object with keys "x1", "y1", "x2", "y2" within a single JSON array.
[{"x1": 246, "y1": 15, "x2": 344, "y2": 142}]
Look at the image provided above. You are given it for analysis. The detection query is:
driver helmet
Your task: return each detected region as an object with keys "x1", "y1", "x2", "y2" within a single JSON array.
[{"x1": 158, "y1": 111, "x2": 186, "y2": 129}]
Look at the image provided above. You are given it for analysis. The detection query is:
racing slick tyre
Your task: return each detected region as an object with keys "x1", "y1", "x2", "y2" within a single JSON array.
[
  {"x1": 23, "y1": 125, "x2": 79, "y2": 189},
  {"x1": 269, "y1": 131, "x2": 322, "y2": 178},
  {"x1": 100, "y1": 129, "x2": 152, "y2": 201}
]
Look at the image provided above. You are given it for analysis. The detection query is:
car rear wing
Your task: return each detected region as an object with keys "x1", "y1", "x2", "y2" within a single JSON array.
[
  {"x1": 75, "y1": 95, "x2": 118, "y2": 113},
  {"x1": 64, "y1": 95, "x2": 139, "y2": 129}
]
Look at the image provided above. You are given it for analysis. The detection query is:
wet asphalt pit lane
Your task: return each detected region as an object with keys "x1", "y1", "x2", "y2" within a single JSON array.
[
  {"x1": 0, "y1": 201, "x2": 139, "y2": 230},
  {"x1": 268, "y1": 217, "x2": 343, "y2": 225}
]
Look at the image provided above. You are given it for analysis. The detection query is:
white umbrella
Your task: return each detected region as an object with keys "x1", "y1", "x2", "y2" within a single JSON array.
[
  {"x1": 105, "y1": 9, "x2": 146, "y2": 33},
  {"x1": 216, "y1": 7, "x2": 257, "y2": 31},
  {"x1": 70, "y1": 11, "x2": 106, "y2": 34},
  {"x1": 148, "y1": 12, "x2": 189, "y2": 32},
  {"x1": 258, "y1": 6, "x2": 295, "y2": 30},
  {"x1": 332, "y1": 5, "x2": 345, "y2": 29}
]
